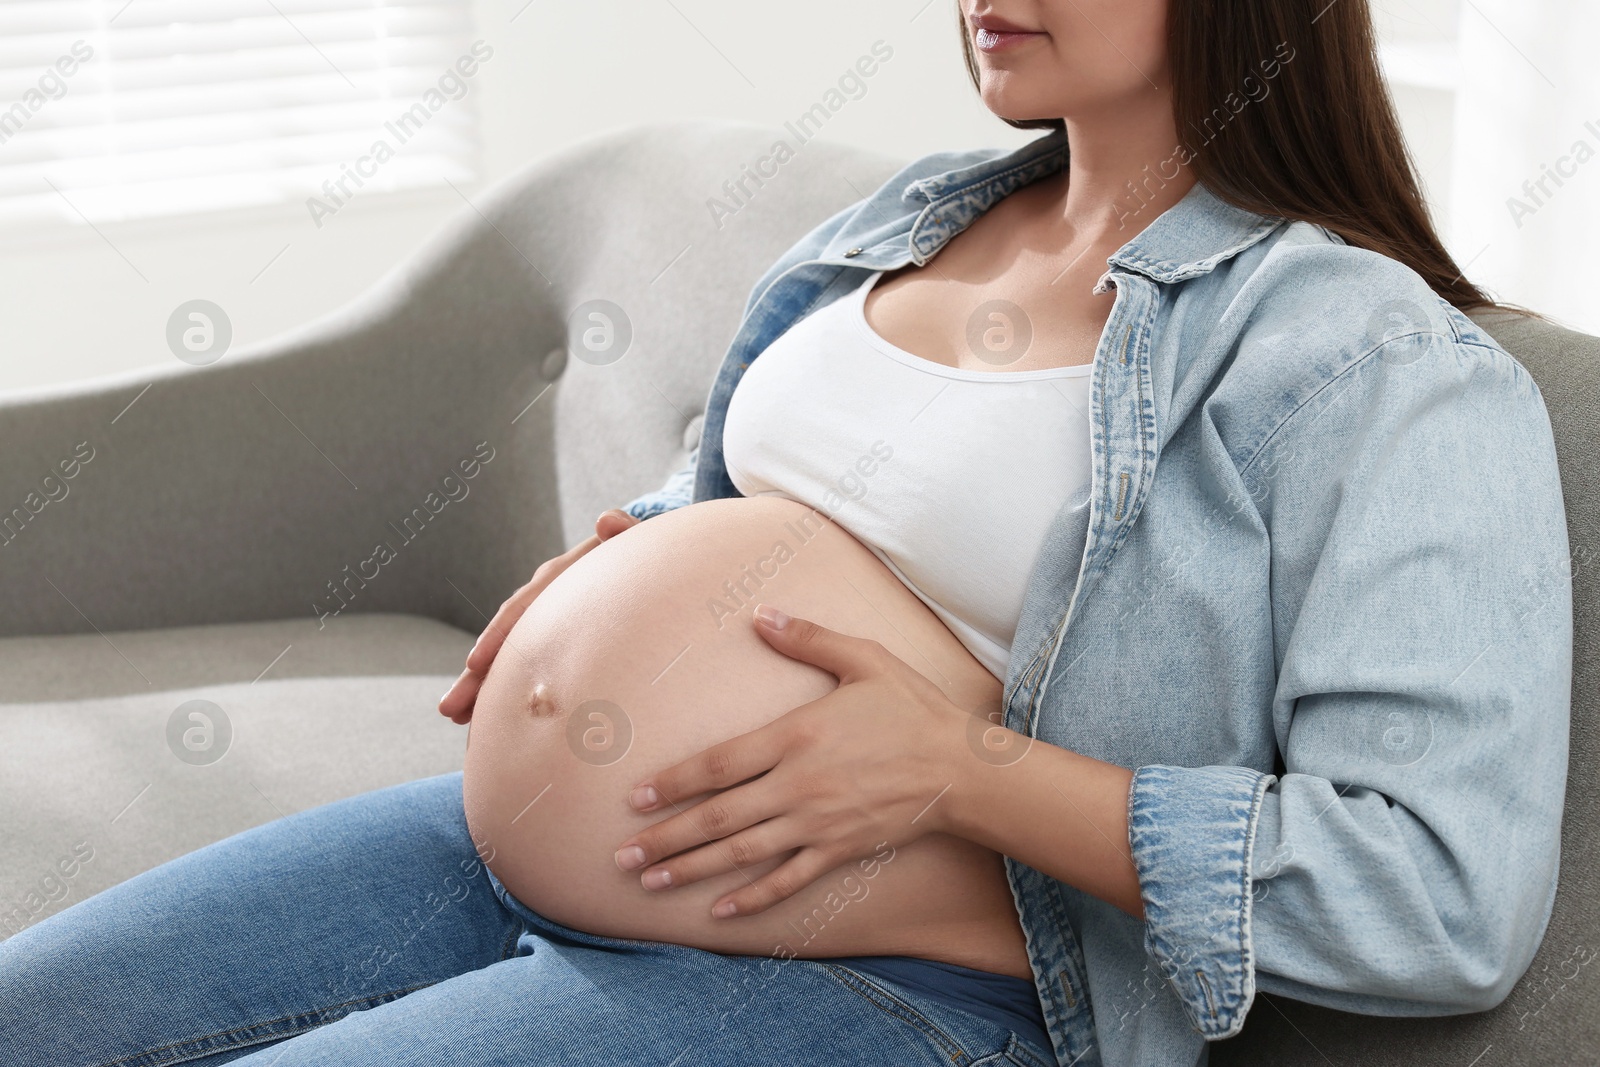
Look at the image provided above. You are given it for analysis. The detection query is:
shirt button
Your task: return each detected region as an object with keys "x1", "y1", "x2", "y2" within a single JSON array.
[
  {"x1": 682, "y1": 414, "x2": 704, "y2": 451},
  {"x1": 843, "y1": 247, "x2": 863, "y2": 258}
]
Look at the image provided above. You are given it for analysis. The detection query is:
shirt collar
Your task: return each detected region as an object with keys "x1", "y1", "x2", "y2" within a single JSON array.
[{"x1": 897, "y1": 126, "x2": 1283, "y2": 283}]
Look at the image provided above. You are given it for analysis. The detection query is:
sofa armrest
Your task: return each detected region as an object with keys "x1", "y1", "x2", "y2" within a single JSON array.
[
  {"x1": 0, "y1": 178, "x2": 570, "y2": 640},
  {"x1": 1, "y1": 117, "x2": 915, "y2": 642}
]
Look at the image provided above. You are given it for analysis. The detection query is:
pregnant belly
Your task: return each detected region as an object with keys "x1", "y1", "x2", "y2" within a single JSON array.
[{"x1": 462, "y1": 496, "x2": 1031, "y2": 977}]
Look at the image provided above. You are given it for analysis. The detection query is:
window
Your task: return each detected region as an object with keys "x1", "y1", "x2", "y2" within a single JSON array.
[
  {"x1": 0, "y1": 0, "x2": 482, "y2": 227},
  {"x1": 1373, "y1": 0, "x2": 1599, "y2": 334}
]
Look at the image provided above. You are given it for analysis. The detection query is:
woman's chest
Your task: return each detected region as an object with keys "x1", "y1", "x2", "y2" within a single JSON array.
[
  {"x1": 865, "y1": 274, "x2": 1111, "y2": 373},
  {"x1": 721, "y1": 283, "x2": 1096, "y2": 666},
  {"x1": 862, "y1": 201, "x2": 1122, "y2": 374}
]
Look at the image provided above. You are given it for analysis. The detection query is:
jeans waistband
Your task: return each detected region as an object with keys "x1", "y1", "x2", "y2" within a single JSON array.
[{"x1": 482, "y1": 862, "x2": 1057, "y2": 1066}]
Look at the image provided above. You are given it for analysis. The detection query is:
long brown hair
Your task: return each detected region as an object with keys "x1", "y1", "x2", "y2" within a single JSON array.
[{"x1": 959, "y1": 0, "x2": 1503, "y2": 313}]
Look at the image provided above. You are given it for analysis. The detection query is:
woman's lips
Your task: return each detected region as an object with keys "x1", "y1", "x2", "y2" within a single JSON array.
[{"x1": 974, "y1": 26, "x2": 1045, "y2": 53}]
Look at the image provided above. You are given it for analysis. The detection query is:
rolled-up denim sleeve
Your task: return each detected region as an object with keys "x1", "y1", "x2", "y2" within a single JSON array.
[
  {"x1": 1127, "y1": 764, "x2": 1276, "y2": 1037},
  {"x1": 1128, "y1": 328, "x2": 1573, "y2": 1038},
  {"x1": 620, "y1": 447, "x2": 698, "y2": 521}
]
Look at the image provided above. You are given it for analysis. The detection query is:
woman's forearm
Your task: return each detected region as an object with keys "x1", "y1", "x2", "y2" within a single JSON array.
[{"x1": 943, "y1": 730, "x2": 1145, "y2": 920}]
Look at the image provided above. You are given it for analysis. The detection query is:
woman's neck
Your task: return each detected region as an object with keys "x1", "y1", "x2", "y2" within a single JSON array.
[{"x1": 1051, "y1": 101, "x2": 1197, "y2": 248}]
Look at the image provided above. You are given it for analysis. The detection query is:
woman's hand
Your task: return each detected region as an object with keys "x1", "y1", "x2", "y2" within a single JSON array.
[
  {"x1": 612, "y1": 603, "x2": 971, "y2": 918},
  {"x1": 436, "y1": 508, "x2": 638, "y2": 725}
]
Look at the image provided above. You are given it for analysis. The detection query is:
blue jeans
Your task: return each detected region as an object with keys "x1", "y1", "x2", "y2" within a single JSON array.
[{"x1": 0, "y1": 773, "x2": 1054, "y2": 1067}]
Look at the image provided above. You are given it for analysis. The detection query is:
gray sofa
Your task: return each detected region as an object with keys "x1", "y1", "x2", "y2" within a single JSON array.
[{"x1": 1, "y1": 119, "x2": 1594, "y2": 1065}]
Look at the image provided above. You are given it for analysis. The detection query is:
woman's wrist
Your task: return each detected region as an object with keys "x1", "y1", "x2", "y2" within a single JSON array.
[{"x1": 943, "y1": 726, "x2": 1145, "y2": 919}]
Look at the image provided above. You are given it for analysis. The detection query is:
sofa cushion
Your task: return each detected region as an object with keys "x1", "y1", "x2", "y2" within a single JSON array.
[{"x1": 0, "y1": 614, "x2": 473, "y2": 939}]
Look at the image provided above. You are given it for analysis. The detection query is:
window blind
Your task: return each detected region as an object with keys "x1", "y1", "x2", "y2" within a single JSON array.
[{"x1": 0, "y1": 0, "x2": 481, "y2": 227}]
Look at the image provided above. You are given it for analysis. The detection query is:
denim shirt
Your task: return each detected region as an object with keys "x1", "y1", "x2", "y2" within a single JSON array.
[{"x1": 620, "y1": 126, "x2": 1573, "y2": 1067}]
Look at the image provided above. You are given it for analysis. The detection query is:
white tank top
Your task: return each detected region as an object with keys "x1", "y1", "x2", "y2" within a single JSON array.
[{"x1": 721, "y1": 269, "x2": 1093, "y2": 680}]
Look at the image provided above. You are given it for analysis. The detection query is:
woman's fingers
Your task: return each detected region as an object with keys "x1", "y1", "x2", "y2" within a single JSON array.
[
  {"x1": 463, "y1": 532, "x2": 600, "y2": 675},
  {"x1": 595, "y1": 508, "x2": 639, "y2": 540},
  {"x1": 442, "y1": 511, "x2": 632, "y2": 723},
  {"x1": 462, "y1": 589, "x2": 531, "y2": 676},
  {"x1": 635, "y1": 819, "x2": 798, "y2": 891},
  {"x1": 628, "y1": 720, "x2": 787, "y2": 813},
  {"x1": 752, "y1": 604, "x2": 892, "y2": 684},
  {"x1": 617, "y1": 775, "x2": 783, "y2": 871},
  {"x1": 711, "y1": 847, "x2": 840, "y2": 918},
  {"x1": 437, "y1": 668, "x2": 483, "y2": 724},
  {"x1": 463, "y1": 579, "x2": 540, "y2": 675}
]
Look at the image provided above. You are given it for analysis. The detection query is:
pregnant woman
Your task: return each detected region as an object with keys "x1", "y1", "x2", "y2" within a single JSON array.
[{"x1": 0, "y1": 1, "x2": 1573, "y2": 1065}]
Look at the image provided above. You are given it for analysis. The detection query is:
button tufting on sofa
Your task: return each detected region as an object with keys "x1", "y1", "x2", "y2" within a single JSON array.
[{"x1": 682, "y1": 414, "x2": 704, "y2": 452}]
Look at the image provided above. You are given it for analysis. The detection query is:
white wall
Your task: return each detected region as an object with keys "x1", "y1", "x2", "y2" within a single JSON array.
[
  {"x1": 0, "y1": 0, "x2": 1026, "y2": 395},
  {"x1": 1372, "y1": 0, "x2": 1600, "y2": 334},
  {"x1": 0, "y1": 0, "x2": 1588, "y2": 395}
]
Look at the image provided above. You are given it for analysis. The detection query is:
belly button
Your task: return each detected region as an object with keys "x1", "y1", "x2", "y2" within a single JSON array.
[{"x1": 528, "y1": 682, "x2": 559, "y2": 718}]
